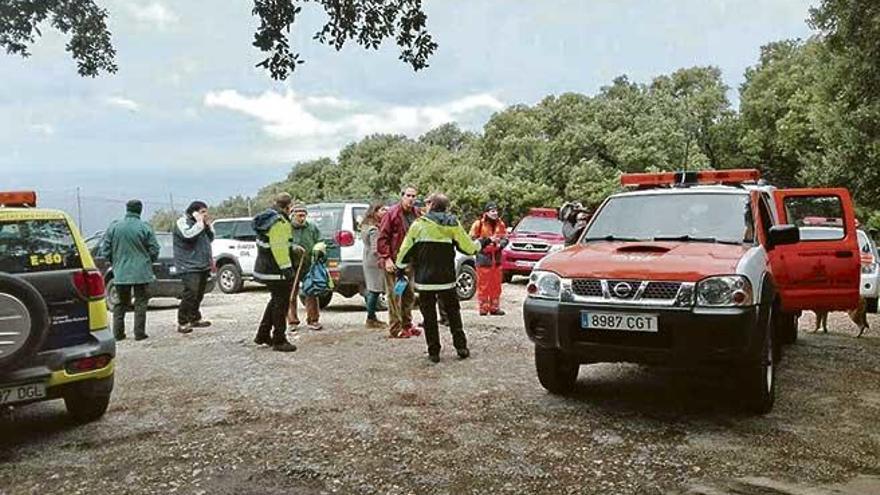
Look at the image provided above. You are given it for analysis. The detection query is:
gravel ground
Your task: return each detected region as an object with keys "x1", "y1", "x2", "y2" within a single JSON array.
[{"x1": 2, "y1": 282, "x2": 880, "y2": 494}]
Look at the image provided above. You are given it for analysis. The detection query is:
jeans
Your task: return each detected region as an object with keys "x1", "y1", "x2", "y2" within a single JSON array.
[
  {"x1": 384, "y1": 268, "x2": 415, "y2": 337},
  {"x1": 113, "y1": 283, "x2": 150, "y2": 338},
  {"x1": 365, "y1": 291, "x2": 382, "y2": 320},
  {"x1": 418, "y1": 289, "x2": 466, "y2": 357},
  {"x1": 178, "y1": 271, "x2": 209, "y2": 325},
  {"x1": 257, "y1": 279, "x2": 294, "y2": 344}
]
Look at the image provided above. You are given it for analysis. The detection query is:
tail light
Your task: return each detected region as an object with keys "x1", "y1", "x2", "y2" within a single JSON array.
[
  {"x1": 73, "y1": 270, "x2": 106, "y2": 300},
  {"x1": 335, "y1": 230, "x2": 355, "y2": 247},
  {"x1": 66, "y1": 354, "x2": 112, "y2": 374}
]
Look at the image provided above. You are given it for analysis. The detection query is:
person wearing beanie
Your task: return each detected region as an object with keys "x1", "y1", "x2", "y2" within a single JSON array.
[
  {"x1": 100, "y1": 199, "x2": 160, "y2": 341},
  {"x1": 286, "y1": 203, "x2": 324, "y2": 331},
  {"x1": 469, "y1": 201, "x2": 508, "y2": 316},
  {"x1": 172, "y1": 200, "x2": 214, "y2": 334}
]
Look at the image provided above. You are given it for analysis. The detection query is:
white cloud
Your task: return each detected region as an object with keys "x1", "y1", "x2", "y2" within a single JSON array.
[
  {"x1": 128, "y1": 2, "x2": 179, "y2": 30},
  {"x1": 29, "y1": 124, "x2": 55, "y2": 136},
  {"x1": 106, "y1": 96, "x2": 141, "y2": 112},
  {"x1": 203, "y1": 89, "x2": 505, "y2": 142}
]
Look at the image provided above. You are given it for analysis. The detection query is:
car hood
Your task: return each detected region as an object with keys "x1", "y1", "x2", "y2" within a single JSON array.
[{"x1": 538, "y1": 242, "x2": 751, "y2": 282}]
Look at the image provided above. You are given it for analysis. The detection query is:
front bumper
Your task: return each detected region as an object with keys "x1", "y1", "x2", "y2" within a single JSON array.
[
  {"x1": 0, "y1": 328, "x2": 116, "y2": 401},
  {"x1": 501, "y1": 251, "x2": 548, "y2": 275},
  {"x1": 523, "y1": 298, "x2": 765, "y2": 367}
]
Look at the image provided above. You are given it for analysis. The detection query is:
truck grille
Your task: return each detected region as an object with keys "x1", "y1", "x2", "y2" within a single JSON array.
[
  {"x1": 510, "y1": 242, "x2": 550, "y2": 253},
  {"x1": 572, "y1": 279, "x2": 602, "y2": 297},
  {"x1": 643, "y1": 282, "x2": 682, "y2": 300},
  {"x1": 570, "y1": 279, "x2": 684, "y2": 303}
]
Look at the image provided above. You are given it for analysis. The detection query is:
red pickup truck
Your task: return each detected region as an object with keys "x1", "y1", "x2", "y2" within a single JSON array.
[{"x1": 501, "y1": 208, "x2": 565, "y2": 282}]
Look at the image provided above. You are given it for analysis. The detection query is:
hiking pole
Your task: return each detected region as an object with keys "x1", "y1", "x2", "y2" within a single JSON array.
[{"x1": 287, "y1": 247, "x2": 307, "y2": 326}]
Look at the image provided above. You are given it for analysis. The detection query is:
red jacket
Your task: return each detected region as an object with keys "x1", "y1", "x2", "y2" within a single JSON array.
[{"x1": 377, "y1": 203, "x2": 422, "y2": 264}]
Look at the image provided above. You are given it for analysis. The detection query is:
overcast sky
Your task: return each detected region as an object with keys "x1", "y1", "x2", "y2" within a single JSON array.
[{"x1": 1, "y1": 0, "x2": 815, "y2": 234}]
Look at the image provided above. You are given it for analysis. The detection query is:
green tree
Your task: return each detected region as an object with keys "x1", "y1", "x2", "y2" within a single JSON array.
[
  {"x1": 2, "y1": 0, "x2": 435, "y2": 79},
  {"x1": 149, "y1": 209, "x2": 178, "y2": 232}
]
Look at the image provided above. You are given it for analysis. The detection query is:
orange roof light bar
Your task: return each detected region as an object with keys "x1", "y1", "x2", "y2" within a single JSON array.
[
  {"x1": 621, "y1": 169, "x2": 761, "y2": 188},
  {"x1": 0, "y1": 191, "x2": 37, "y2": 207},
  {"x1": 528, "y1": 207, "x2": 558, "y2": 218}
]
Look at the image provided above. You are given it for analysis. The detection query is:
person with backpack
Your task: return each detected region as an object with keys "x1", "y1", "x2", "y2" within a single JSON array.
[
  {"x1": 395, "y1": 193, "x2": 482, "y2": 363},
  {"x1": 287, "y1": 204, "x2": 324, "y2": 331},
  {"x1": 100, "y1": 199, "x2": 161, "y2": 341},
  {"x1": 172, "y1": 200, "x2": 214, "y2": 334},
  {"x1": 252, "y1": 193, "x2": 298, "y2": 352},
  {"x1": 360, "y1": 201, "x2": 388, "y2": 329},
  {"x1": 470, "y1": 202, "x2": 508, "y2": 316}
]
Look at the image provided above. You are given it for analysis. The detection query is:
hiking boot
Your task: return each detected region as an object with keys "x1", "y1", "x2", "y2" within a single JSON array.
[
  {"x1": 254, "y1": 334, "x2": 271, "y2": 346},
  {"x1": 490, "y1": 309, "x2": 506, "y2": 316},
  {"x1": 134, "y1": 334, "x2": 149, "y2": 342},
  {"x1": 307, "y1": 323, "x2": 323, "y2": 331},
  {"x1": 391, "y1": 328, "x2": 413, "y2": 339},
  {"x1": 272, "y1": 341, "x2": 297, "y2": 352},
  {"x1": 366, "y1": 318, "x2": 387, "y2": 329},
  {"x1": 114, "y1": 333, "x2": 126, "y2": 341},
  {"x1": 479, "y1": 311, "x2": 488, "y2": 316},
  {"x1": 177, "y1": 324, "x2": 193, "y2": 334},
  {"x1": 428, "y1": 354, "x2": 440, "y2": 363},
  {"x1": 192, "y1": 320, "x2": 212, "y2": 328},
  {"x1": 456, "y1": 348, "x2": 470, "y2": 359}
]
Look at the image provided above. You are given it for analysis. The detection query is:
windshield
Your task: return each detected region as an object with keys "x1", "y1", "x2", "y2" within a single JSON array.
[
  {"x1": 156, "y1": 233, "x2": 174, "y2": 258},
  {"x1": 584, "y1": 193, "x2": 751, "y2": 244},
  {"x1": 515, "y1": 216, "x2": 562, "y2": 235},
  {"x1": 306, "y1": 205, "x2": 344, "y2": 239}
]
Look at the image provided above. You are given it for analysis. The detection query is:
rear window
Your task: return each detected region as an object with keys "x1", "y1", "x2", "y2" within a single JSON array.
[
  {"x1": 516, "y1": 216, "x2": 563, "y2": 235},
  {"x1": 0, "y1": 219, "x2": 83, "y2": 273},
  {"x1": 156, "y1": 233, "x2": 174, "y2": 258},
  {"x1": 233, "y1": 220, "x2": 256, "y2": 241},
  {"x1": 213, "y1": 221, "x2": 236, "y2": 239},
  {"x1": 306, "y1": 206, "x2": 344, "y2": 239}
]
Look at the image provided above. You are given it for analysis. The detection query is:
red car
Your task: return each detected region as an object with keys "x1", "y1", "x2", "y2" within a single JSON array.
[{"x1": 501, "y1": 208, "x2": 564, "y2": 282}]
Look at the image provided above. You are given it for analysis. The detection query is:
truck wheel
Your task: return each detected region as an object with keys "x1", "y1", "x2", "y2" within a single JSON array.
[
  {"x1": 217, "y1": 264, "x2": 243, "y2": 294},
  {"x1": 867, "y1": 297, "x2": 878, "y2": 314},
  {"x1": 456, "y1": 265, "x2": 477, "y2": 301},
  {"x1": 65, "y1": 393, "x2": 111, "y2": 423},
  {"x1": 777, "y1": 311, "x2": 798, "y2": 345},
  {"x1": 0, "y1": 274, "x2": 50, "y2": 374},
  {"x1": 105, "y1": 278, "x2": 119, "y2": 311},
  {"x1": 535, "y1": 347, "x2": 578, "y2": 394},
  {"x1": 741, "y1": 314, "x2": 776, "y2": 414},
  {"x1": 502, "y1": 272, "x2": 513, "y2": 284}
]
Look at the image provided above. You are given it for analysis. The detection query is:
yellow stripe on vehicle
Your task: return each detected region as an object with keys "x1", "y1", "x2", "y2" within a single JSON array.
[
  {"x1": 88, "y1": 299, "x2": 109, "y2": 331},
  {"x1": 47, "y1": 360, "x2": 115, "y2": 388}
]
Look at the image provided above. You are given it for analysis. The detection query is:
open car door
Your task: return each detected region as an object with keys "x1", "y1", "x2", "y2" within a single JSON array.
[{"x1": 768, "y1": 188, "x2": 860, "y2": 313}]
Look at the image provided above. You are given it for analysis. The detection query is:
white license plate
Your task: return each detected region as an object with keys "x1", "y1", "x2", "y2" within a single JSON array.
[
  {"x1": 515, "y1": 260, "x2": 536, "y2": 267},
  {"x1": 0, "y1": 382, "x2": 47, "y2": 405},
  {"x1": 581, "y1": 312, "x2": 659, "y2": 333}
]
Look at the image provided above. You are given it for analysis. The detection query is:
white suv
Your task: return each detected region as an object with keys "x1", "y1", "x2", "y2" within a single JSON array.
[{"x1": 211, "y1": 218, "x2": 258, "y2": 294}]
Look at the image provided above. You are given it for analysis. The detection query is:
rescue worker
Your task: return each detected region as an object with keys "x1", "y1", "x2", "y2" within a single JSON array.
[
  {"x1": 100, "y1": 199, "x2": 160, "y2": 341},
  {"x1": 252, "y1": 193, "x2": 298, "y2": 352},
  {"x1": 173, "y1": 200, "x2": 214, "y2": 334},
  {"x1": 288, "y1": 204, "x2": 324, "y2": 331},
  {"x1": 470, "y1": 202, "x2": 508, "y2": 316},
  {"x1": 377, "y1": 186, "x2": 423, "y2": 338},
  {"x1": 396, "y1": 193, "x2": 482, "y2": 363}
]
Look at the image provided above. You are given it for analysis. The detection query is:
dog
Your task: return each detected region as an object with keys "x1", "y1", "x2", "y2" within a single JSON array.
[{"x1": 812, "y1": 297, "x2": 869, "y2": 337}]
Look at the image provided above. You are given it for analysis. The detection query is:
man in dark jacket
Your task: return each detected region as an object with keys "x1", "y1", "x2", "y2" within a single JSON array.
[
  {"x1": 252, "y1": 193, "x2": 297, "y2": 352},
  {"x1": 173, "y1": 200, "x2": 214, "y2": 334},
  {"x1": 377, "y1": 186, "x2": 422, "y2": 338},
  {"x1": 396, "y1": 193, "x2": 481, "y2": 363},
  {"x1": 100, "y1": 200, "x2": 160, "y2": 341}
]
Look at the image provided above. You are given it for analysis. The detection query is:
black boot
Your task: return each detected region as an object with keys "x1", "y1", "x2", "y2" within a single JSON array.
[
  {"x1": 272, "y1": 340, "x2": 297, "y2": 352},
  {"x1": 456, "y1": 348, "x2": 470, "y2": 359},
  {"x1": 254, "y1": 333, "x2": 271, "y2": 346}
]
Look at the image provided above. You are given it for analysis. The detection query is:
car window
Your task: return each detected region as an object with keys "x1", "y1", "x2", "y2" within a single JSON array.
[
  {"x1": 306, "y1": 206, "x2": 344, "y2": 239},
  {"x1": 213, "y1": 221, "x2": 235, "y2": 239},
  {"x1": 0, "y1": 219, "x2": 83, "y2": 273},
  {"x1": 584, "y1": 193, "x2": 751, "y2": 243},
  {"x1": 156, "y1": 233, "x2": 174, "y2": 258},
  {"x1": 515, "y1": 216, "x2": 563, "y2": 235},
  {"x1": 352, "y1": 207, "x2": 367, "y2": 233},
  {"x1": 784, "y1": 195, "x2": 846, "y2": 241},
  {"x1": 233, "y1": 220, "x2": 256, "y2": 241}
]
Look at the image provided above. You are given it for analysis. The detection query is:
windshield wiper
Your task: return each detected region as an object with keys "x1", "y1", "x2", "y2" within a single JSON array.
[
  {"x1": 653, "y1": 235, "x2": 743, "y2": 245},
  {"x1": 582, "y1": 235, "x2": 644, "y2": 242}
]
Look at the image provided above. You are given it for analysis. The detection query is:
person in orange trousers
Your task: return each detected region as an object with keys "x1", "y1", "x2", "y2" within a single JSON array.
[{"x1": 470, "y1": 202, "x2": 508, "y2": 316}]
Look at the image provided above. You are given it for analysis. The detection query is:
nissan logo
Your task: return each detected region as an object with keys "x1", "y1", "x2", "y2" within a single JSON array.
[{"x1": 613, "y1": 282, "x2": 633, "y2": 298}]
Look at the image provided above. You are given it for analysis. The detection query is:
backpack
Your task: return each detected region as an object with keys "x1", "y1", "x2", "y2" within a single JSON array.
[{"x1": 301, "y1": 259, "x2": 334, "y2": 296}]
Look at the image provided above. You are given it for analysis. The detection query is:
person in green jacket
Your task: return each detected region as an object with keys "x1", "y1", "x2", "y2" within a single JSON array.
[
  {"x1": 288, "y1": 204, "x2": 325, "y2": 331},
  {"x1": 100, "y1": 200, "x2": 160, "y2": 341},
  {"x1": 253, "y1": 193, "x2": 298, "y2": 352}
]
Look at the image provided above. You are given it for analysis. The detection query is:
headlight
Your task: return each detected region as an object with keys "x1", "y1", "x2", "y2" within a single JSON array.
[
  {"x1": 549, "y1": 244, "x2": 564, "y2": 253},
  {"x1": 695, "y1": 275, "x2": 753, "y2": 307},
  {"x1": 862, "y1": 263, "x2": 877, "y2": 274},
  {"x1": 527, "y1": 270, "x2": 561, "y2": 300}
]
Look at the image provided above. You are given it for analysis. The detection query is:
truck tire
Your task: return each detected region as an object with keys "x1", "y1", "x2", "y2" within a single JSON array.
[
  {"x1": 741, "y1": 310, "x2": 776, "y2": 414},
  {"x1": 456, "y1": 264, "x2": 477, "y2": 301},
  {"x1": 217, "y1": 264, "x2": 243, "y2": 294},
  {"x1": 105, "y1": 278, "x2": 120, "y2": 312},
  {"x1": 0, "y1": 273, "x2": 51, "y2": 373},
  {"x1": 777, "y1": 311, "x2": 798, "y2": 345},
  {"x1": 535, "y1": 347, "x2": 579, "y2": 394},
  {"x1": 65, "y1": 392, "x2": 111, "y2": 423},
  {"x1": 502, "y1": 272, "x2": 513, "y2": 284}
]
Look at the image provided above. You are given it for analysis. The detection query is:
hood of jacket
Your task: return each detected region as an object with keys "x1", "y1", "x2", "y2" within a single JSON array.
[
  {"x1": 253, "y1": 208, "x2": 286, "y2": 233},
  {"x1": 425, "y1": 211, "x2": 458, "y2": 227}
]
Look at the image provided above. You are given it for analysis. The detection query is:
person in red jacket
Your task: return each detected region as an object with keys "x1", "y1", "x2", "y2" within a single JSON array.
[
  {"x1": 470, "y1": 202, "x2": 508, "y2": 316},
  {"x1": 377, "y1": 186, "x2": 423, "y2": 338}
]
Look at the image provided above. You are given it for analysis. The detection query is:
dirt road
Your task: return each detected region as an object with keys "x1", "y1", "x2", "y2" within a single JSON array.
[{"x1": 2, "y1": 283, "x2": 880, "y2": 494}]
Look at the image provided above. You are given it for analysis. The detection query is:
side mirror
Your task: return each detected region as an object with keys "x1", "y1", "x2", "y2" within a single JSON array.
[{"x1": 767, "y1": 224, "x2": 800, "y2": 250}]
